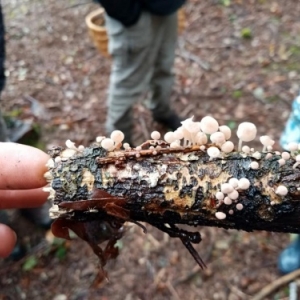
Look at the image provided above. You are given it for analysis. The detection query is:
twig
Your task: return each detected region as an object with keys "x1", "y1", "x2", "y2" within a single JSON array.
[
  {"x1": 252, "y1": 269, "x2": 300, "y2": 300},
  {"x1": 166, "y1": 281, "x2": 181, "y2": 300},
  {"x1": 229, "y1": 284, "x2": 250, "y2": 299}
]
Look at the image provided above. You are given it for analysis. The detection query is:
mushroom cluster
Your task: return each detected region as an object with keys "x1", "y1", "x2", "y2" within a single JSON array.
[{"x1": 55, "y1": 115, "x2": 298, "y2": 222}]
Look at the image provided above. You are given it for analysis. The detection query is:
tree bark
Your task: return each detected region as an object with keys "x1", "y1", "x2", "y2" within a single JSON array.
[{"x1": 46, "y1": 143, "x2": 300, "y2": 234}]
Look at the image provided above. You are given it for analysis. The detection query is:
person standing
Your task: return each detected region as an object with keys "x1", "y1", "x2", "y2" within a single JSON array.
[
  {"x1": 95, "y1": 0, "x2": 185, "y2": 144},
  {"x1": 0, "y1": 3, "x2": 8, "y2": 142}
]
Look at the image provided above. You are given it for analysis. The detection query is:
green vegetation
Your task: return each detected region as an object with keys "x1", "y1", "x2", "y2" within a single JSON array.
[{"x1": 240, "y1": 27, "x2": 252, "y2": 39}]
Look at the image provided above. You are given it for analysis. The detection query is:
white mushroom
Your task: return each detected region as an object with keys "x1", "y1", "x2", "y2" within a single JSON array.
[
  {"x1": 236, "y1": 122, "x2": 257, "y2": 151},
  {"x1": 101, "y1": 138, "x2": 115, "y2": 151},
  {"x1": 275, "y1": 185, "x2": 288, "y2": 196},
  {"x1": 215, "y1": 211, "x2": 226, "y2": 220},
  {"x1": 238, "y1": 178, "x2": 250, "y2": 190},
  {"x1": 111, "y1": 130, "x2": 125, "y2": 144},
  {"x1": 164, "y1": 132, "x2": 176, "y2": 144},
  {"x1": 260, "y1": 135, "x2": 274, "y2": 152},
  {"x1": 210, "y1": 132, "x2": 226, "y2": 145},
  {"x1": 221, "y1": 141, "x2": 234, "y2": 153},
  {"x1": 250, "y1": 161, "x2": 259, "y2": 170},
  {"x1": 200, "y1": 116, "x2": 219, "y2": 134},
  {"x1": 221, "y1": 183, "x2": 234, "y2": 194},
  {"x1": 207, "y1": 146, "x2": 220, "y2": 159},
  {"x1": 219, "y1": 125, "x2": 231, "y2": 140}
]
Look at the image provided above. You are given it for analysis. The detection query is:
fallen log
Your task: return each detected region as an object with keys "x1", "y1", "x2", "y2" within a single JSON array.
[{"x1": 44, "y1": 117, "x2": 300, "y2": 277}]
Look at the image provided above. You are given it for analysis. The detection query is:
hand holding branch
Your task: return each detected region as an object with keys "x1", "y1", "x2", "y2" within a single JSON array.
[{"x1": 0, "y1": 143, "x2": 49, "y2": 258}]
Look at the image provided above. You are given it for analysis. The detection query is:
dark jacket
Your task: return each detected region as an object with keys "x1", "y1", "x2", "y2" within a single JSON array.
[{"x1": 95, "y1": 0, "x2": 185, "y2": 26}]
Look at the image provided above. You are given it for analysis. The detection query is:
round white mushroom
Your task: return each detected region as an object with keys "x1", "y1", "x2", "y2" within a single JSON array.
[
  {"x1": 207, "y1": 146, "x2": 220, "y2": 159},
  {"x1": 101, "y1": 138, "x2": 115, "y2": 151},
  {"x1": 221, "y1": 141, "x2": 234, "y2": 153},
  {"x1": 238, "y1": 178, "x2": 250, "y2": 190},
  {"x1": 210, "y1": 132, "x2": 226, "y2": 145},
  {"x1": 111, "y1": 130, "x2": 125, "y2": 144},
  {"x1": 200, "y1": 116, "x2": 219, "y2": 135},
  {"x1": 219, "y1": 125, "x2": 231, "y2": 140},
  {"x1": 236, "y1": 122, "x2": 257, "y2": 151},
  {"x1": 215, "y1": 211, "x2": 226, "y2": 220},
  {"x1": 164, "y1": 132, "x2": 176, "y2": 144},
  {"x1": 275, "y1": 185, "x2": 288, "y2": 196}
]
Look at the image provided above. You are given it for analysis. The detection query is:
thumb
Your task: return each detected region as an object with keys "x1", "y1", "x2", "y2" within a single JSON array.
[{"x1": 0, "y1": 224, "x2": 17, "y2": 258}]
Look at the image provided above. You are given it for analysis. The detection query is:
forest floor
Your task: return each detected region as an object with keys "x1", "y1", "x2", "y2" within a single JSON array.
[{"x1": 1, "y1": 0, "x2": 300, "y2": 299}]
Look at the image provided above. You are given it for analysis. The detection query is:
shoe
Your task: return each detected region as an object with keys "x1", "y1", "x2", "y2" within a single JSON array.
[
  {"x1": 280, "y1": 94, "x2": 300, "y2": 150},
  {"x1": 154, "y1": 112, "x2": 182, "y2": 131},
  {"x1": 278, "y1": 235, "x2": 300, "y2": 274}
]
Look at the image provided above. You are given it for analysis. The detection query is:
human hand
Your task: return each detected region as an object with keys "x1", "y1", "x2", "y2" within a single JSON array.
[{"x1": 0, "y1": 142, "x2": 49, "y2": 258}]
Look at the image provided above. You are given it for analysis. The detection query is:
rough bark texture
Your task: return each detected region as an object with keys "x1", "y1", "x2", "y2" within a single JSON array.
[{"x1": 46, "y1": 142, "x2": 300, "y2": 234}]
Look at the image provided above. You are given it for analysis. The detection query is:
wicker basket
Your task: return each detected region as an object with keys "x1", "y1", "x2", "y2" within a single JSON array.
[
  {"x1": 85, "y1": 8, "x2": 110, "y2": 58},
  {"x1": 85, "y1": 8, "x2": 186, "y2": 58}
]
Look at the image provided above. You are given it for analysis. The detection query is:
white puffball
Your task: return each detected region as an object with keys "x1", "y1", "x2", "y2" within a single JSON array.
[
  {"x1": 265, "y1": 153, "x2": 273, "y2": 159},
  {"x1": 200, "y1": 116, "x2": 219, "y2": 134},
  {"x1": 110, "y1": 130, "x2": 125, "y2": 144},
  {"x1": 236, "y1": 203, "x2": 244, "y2": 210},
  {"x1": 229, "y1": 178, "x2": 239, "y2": 188},
  {"x1": 221, "y1": 141, "x2": 234, "y2": 153},
  {"x1": 237, "y1": 122, "x2": 257, "y2": 142},
  {"x1": 207, "y1": 146, "x2": 220, "y2": 158},
  {"x1": 216, "y1": 192, "x2": 224, "y2": 200},
  {"x1": 215, "y1": 211, "x2": 226, "y2": 220},
  {"x1": 219, "y1": 125, "x2": 231, "y2": 140},
  {"x1": 281, "y1": 152, "x2": 290, "y2": 160},
  {"x1": 275, "y1": 185, "x2": 288, "y2": 196},
  {"x1": 238, "y1": 178, "x2": 250, "y2": 190},
  {"x1": 224, "y1": 197, "x2": 232, "y2": 205},
  {"x1": 101, "y1": 138, "x2": 115, "y2": 151},
  {"x1": 242, "y1": 145, "x2": 251, "y2": 154},
  {"x1": 151, "y1": 131, "x2": 161, "y2": 140},
  {"x1": 164, "y1": 132, "x2": 176, "y2": 143},
  {"x1": 250, "y1": 161, "x2": 259, "y2": 170},
  {"x1": 221, "y1": 183, "x2": 234, "y2": 194},
  {"x1": 210, "y1": 132, "x2": 225, "y2": 145},
  {"x1": 228, "y1": 189, "x2": 239, "y2": 200}
]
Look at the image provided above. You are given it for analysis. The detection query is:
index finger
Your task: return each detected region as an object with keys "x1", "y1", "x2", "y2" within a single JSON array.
[{"x1": 0, "y1": 142, "x2": 49, "y2": 189}]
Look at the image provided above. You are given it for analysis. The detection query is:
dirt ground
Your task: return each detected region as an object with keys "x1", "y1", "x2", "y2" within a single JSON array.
[{"x1": 1, "y1": 0, "x2": 300, "y2": 299}]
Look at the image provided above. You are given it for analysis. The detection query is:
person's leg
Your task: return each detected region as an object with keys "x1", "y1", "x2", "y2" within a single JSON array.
[
  {"x1": 0, "y1": 3, "x2": 8, "y2": 142},
  {"x1": 0, "y1": 110, "x2": 8, "y2": 141},
  {"x1": 278, "y1": 235, "x2": 300, "y2": 274},
  {"x1": 280, "y1": 92, "x2": 300, "y2": 150},
  {"x1": 148, "y1": 12, "x2": 181, "y2": 130},
  {"x1": 105, "y1": 12, "x2": 154, "y2": 143}
]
